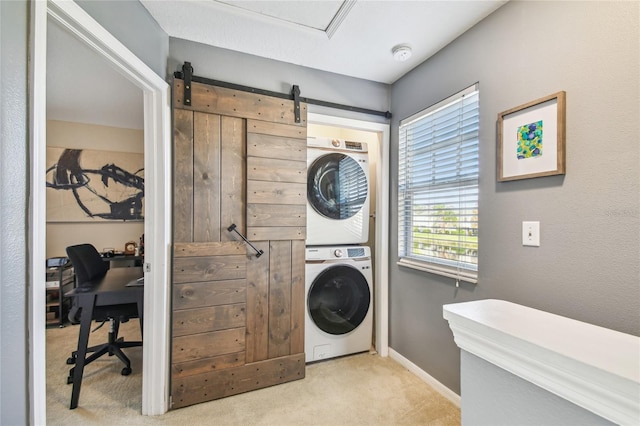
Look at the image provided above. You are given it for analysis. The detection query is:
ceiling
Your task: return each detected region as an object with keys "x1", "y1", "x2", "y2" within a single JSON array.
[
  {"x1": 47, "y1": 19, "x2": 144, "y2": 130},
  {"x1": 142, "y1": 0, "x2": 506, "y2": 84},
  {"x1": 47, "y1": 0, "x2": 507, "y2": 130}
]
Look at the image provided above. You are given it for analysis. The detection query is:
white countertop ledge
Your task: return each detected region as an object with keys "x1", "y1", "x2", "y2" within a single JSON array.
[{"x1": 443, "y1": 299, "x2": 640, "y2": 425}]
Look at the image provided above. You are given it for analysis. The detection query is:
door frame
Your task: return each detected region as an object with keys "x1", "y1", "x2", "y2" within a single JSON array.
[
  {"x1": 307, "y1": 112, "x2": 390, "y2": 356},
  {"x1": 29, "y1": 0, "x2": 172, "y2": 421}
]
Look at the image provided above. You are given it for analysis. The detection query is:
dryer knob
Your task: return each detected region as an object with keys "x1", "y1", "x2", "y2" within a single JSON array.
[
  {"x1": 331, "y1": 139, "x2": 340, "y2": 147},
  {"x1": 334, "y1": 249, "x2": 344, "y2": 258}
]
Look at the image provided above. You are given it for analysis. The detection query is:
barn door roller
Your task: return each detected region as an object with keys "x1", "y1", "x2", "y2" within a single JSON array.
[
  {"x1": 292, "y1": 84, "x2": 301, "y2": 123},
  {"x1": 181, "y1": 61, "x2": 193, "y2": 106}
]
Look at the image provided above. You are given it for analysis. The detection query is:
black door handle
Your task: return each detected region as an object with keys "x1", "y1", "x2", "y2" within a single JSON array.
[{"x1": 227, "y1": 224, "x2": 264, "y2": 258}]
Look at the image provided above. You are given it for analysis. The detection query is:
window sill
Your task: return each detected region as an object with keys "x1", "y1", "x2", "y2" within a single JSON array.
[{"x1": 397, "y1": 258, "x2": 477, "y2": 284}]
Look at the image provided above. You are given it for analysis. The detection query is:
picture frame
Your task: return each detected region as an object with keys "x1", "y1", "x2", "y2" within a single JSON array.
[
  {"x1": 497, "y1": 91, "x2": 566, "y2": 182},
  {"x1": 46, "y1": 147, "x2": 144, "y2": 222}
]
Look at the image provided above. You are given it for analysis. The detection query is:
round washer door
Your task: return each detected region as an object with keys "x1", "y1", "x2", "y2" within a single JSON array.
[
  {"x1": 308, "y1": 264, "x2": 371, "y2": 335},
  {"x1": 307, "y1": 153, "x2": 368, "y2": 220}
]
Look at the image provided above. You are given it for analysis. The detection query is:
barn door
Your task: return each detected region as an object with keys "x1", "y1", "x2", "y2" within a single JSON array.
[{"x1": 171, "y1": 78, "x2": 307, "y2": 409}]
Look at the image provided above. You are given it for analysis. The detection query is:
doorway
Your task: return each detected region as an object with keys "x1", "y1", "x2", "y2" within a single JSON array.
[
  {"x1": 45, "y1": 15, "x2": 146, "y2": 257},
  {"x1": 45, "y1": 12, "x2": 146, "y2": 415},
  {"x1": 307, "y1": 112, "x2": 390, "y2": 356},
  {"x1": 30, "y1": 2, "x2": 171, "y2": 421}
]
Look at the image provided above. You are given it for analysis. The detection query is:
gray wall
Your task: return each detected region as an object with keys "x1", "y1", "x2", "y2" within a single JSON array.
[
  {"x1": 461, "y1": 351, "x2": 613, "y2": 425},
  {"x1": 169, "y1": 38, "x2": 390, "y2": 122},
  {"x1": 389, "y1": 1, "x2": 640, "y2": 395},
  {"x1": 0, "y1": 1, "x2": 29, "y2": 424},
  {"x1": 0, "y1": 1, "x2": 167, "y2": 423}
]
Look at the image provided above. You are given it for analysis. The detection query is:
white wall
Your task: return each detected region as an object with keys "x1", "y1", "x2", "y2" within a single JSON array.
[
  {"x1": 461, "y1": 352, "x2": 613, "y2": 425},
  {"x1": 389, "y1": 0, "x2": 640, "y2": 395},
  {"x1": 46, "y1": 120, "x2": 144, "y2": 257}
]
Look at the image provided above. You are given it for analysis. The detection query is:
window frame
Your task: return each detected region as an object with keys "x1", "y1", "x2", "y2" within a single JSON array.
[{"x1": 397, "y1": 83, "x2": 479, "y2": 284}]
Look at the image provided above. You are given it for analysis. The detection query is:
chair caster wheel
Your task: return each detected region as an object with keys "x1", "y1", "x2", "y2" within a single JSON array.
[
  {"x1": 66, "y1": 356, "x2": 76, "y2": 365},
  {"x1": 67, "y1": 376, "x2": 73, "y2": 385},
  {"x1": 121, "y1": 367, "x2": 132, "y2": 376}
]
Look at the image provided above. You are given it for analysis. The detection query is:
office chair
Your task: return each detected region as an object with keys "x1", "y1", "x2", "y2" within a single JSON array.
[{"x1": 65, "y1": 244, "x2": 142, "y2": 381}]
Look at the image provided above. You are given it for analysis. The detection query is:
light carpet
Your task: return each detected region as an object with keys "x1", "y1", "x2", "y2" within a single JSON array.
[{"x1": 46, "y1": 321, "x2": 460, "y2": 425}]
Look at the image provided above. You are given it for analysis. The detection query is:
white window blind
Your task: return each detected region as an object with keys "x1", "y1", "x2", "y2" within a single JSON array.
[{"x1": 398, "y1": 84, "x2": 479, "y2": 283}]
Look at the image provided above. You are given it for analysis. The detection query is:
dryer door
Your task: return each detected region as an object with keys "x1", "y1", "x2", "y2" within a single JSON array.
[
  {"x1": 307, "y1": 153, "x2": 367, "y2": 220},
  {"x1": 308, "y1": 264, "x2": 371, "y2": 335}
]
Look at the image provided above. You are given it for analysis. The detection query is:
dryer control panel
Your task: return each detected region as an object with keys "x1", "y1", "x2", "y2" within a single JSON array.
[
  {"x1": 307, "y1": 136, "x2": 368, "y2": 153},
  {"x1": 306, "y1": 246, "x2": 370, "y2": 261},
  {"x1": 344, "y1": 141, "x2": 364, "y2": 151}
]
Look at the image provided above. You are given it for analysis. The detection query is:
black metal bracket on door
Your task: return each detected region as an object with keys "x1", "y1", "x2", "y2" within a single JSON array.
[
  {"x1": 292, "y1": 85, "x2": 301, "y2": 123},
  {"x1": 173, "y1": 61, "x2": 392, "y2": 119},
  {"x1": 182, "y1": 61, "x2": 193, "y2": 107},
  {"x1": 227, "y1": 224, "x2": 263, "y2": 258}
]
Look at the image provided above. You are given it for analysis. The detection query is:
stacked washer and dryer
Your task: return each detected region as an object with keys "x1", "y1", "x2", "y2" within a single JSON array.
[{"x1": 304, "y1": 136, "x2": 373, "y2": 363}]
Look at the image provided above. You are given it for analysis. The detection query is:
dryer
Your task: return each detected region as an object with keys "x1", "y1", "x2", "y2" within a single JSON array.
[
  {"x1": 305, "y1": 245, "x2": 373, "y2": 362},
  {"x1": 306, "y1": 137, "x2": 370, "y2": 246}
]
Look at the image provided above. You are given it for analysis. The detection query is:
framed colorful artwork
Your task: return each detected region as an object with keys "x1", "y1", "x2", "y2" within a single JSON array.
[{"x1": 497, "y1": 91, "x2": 566, "y2": 182}]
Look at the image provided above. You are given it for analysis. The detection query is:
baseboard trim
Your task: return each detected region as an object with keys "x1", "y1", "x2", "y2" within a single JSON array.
[{"x1": 388, "y1": 348, "x2": 460, "y2": 407}]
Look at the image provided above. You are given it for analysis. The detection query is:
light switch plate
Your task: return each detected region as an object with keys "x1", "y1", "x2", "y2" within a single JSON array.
[{"x1": 522, "y1": 221, "x2": 540, "y2": 246}]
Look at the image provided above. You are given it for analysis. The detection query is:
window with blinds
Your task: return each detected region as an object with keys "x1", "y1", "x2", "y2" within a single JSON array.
[{"x1": 397, "y1": 84, "x2": 479, "y2": 283}]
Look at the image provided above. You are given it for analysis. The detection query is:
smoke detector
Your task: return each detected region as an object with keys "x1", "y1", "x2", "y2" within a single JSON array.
[{"x1": 392, "y1": 45, "x2": 412, "y2": 62}]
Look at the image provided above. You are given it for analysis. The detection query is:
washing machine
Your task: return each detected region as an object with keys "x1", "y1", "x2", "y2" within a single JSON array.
[
  {"x1": 306, "y1": 137, "x2": 370, "y2": 246},
  {"x1": 305, "y1": 245, "x2": 373, "y2": 362}
]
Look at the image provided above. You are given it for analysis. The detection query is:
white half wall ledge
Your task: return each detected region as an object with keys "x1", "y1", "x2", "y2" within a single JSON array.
[{"x1": 443, "y1": 299, "x2": 640, "y2": 426}]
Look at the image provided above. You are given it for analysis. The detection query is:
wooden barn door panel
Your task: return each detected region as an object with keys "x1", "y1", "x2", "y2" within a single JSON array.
[
  {"x1": 220, "y1": 116, "x2": 246, "y2": 240},
  {"x1": 171, "y1": 242, "x2": 248, "y2": 393},
  {"x1": 172, "y1": 304, "x2": 246, "y2": 337},
  {"x1": 171, "y1": 78, "x2": 307, "y2": 410},
  {"x1": 268, "y1": 240, "x2": 292, "y2": 358},
  {"x1": 245, "y1": 241, "x2": 270, "y2": 363},
  {"x1": 290, "y1": 239, "x2": 306, "y2": 355},
  {"x1": 171, "y1": 353, "x2": 305, "y2": 408},
  {"x1": 173, "y1": 109, "x2": 194, "y2": 243},
  {"x1": 193, "y1": 112, "x2": 221, "y2": 241},
  {"x1": 246, "y1": 120, "x2": 307, "y2": 242},
  {"x1": 174, "y1": 80, "x2": 302, "y2": 125},
  {"x1": 172, "y1": 327, "x2": 246, "y2": 364}
]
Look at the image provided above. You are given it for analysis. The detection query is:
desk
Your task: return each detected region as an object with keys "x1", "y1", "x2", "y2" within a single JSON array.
[
  {"x1": 65, "y1": 267, "x2": 144, "y2": 409},
  {"x1": 102, "y1": 254, "x2": 144, "y2": 268}
]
